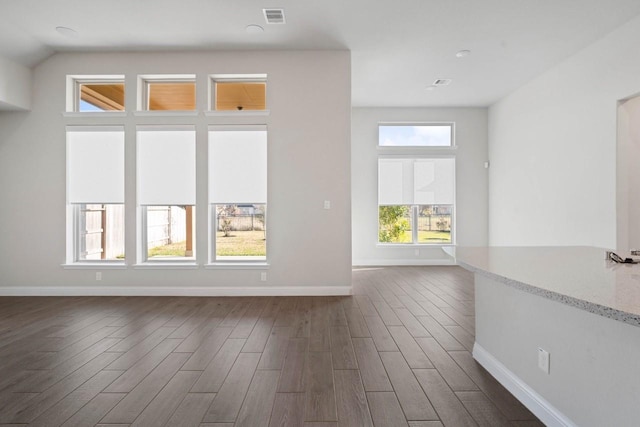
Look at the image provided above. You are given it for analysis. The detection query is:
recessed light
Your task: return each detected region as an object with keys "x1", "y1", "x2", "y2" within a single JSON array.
[
  {"x1": 56, "y1": 26, "x2": 78, "y2": 38},
  {"x1": 456, "y1": 49, "x2": 471, "y2": 58},
  {"x1": 245, "y1": 24, "x2": 264, "y2": 34}
]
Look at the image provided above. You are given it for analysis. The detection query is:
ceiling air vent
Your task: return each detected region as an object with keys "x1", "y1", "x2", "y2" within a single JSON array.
[
  {"x1": 263, "y1": 9, "x2": 286, "y2": 24},
  {"x1": 433, "y1": 79, "x2": 452, "y2": 86}
]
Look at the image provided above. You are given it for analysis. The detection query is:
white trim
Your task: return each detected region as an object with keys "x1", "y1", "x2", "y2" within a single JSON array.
[
  {"x1": 63, "y1": 112, "x2": 127, "y2": 118},
  {"x1": 204, "y1": 110, "x2": 270, "y2": 117},
  {"x1": 133, "y1": 111, "x2": 198, "y2": 117},
  {"x1": 352, "y1": 259, "x2": 456, "y2": 266},
  {"x1": 133, "y1": 263, "x2": 198, "y2": 270},
  {"x1": 472, "y1": 343, "x2": 578, "y2": 427},
  {"x1": 210, "y1": 73, "x2": 267, "y2": 80},
  {"x1": 62, "y1": 263, "x2": 127, "y2": 269},
  {"x1": 206, "y1": 263, "x2": 269, "y2": 270},
  {"x1": 0, "y1": 286, "x2": 352, "y2": 297}
]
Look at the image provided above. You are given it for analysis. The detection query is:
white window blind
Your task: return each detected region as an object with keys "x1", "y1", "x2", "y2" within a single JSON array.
[
  {"x1": 378, "y1": 158, "x2": 454, "y2": 205},
  {"x1": 209, "y1": 125, "x2": 267, "y2": 203},
  {"x1": 414, "y1": 159, "x2": 455, "y2": 205},
  {"x1": 67, "y1": 126, "x2": 125, "y2": 203},
  {"x1": 137, "y1": 126, "x2": 196, "y2": 205}
]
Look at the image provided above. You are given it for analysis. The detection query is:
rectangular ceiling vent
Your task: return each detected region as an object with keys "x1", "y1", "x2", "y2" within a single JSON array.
[
  {"x1": 263, "y1": 9, "x2": 286, "y2": 24},
  {"x1": 433, "y1": 79, "x2": 452, "y2": 86}
]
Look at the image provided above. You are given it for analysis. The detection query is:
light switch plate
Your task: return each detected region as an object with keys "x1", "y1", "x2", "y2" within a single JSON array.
[{"x1": 538, "y1": 347, "x2": 550, "y2": 374}]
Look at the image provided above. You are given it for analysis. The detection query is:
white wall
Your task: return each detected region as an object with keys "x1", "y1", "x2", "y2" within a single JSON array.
[
  {"x1": 0, "y1": 50, "x2": 352, "y2": 294},
  {"x1": 0, "y1": 55, "x2": 32, "y2": 110},
  {"x1": 488, "y1": 15, "x2": 640, "y2": 248},
  {"x1": 352, "y1": 107, "x2": 488, "y2": 265},
  {"x1": 475, "y1": 273, "x2": 640, "y2": 427}
]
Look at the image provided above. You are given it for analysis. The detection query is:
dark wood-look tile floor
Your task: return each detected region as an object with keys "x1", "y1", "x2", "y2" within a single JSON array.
[{"x1": 0, "y1": 267, "x2": 544, "y2": 426}]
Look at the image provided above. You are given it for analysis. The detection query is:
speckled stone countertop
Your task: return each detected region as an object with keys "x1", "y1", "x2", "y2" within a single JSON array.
[{"x1": 447, "y1": 246, "x2": 640, "y2": 328}]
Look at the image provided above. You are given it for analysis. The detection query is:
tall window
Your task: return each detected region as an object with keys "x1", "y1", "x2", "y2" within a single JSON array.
[
  {"x1": 378, "y1": 123, "x2": 455, "y2": 245},
  {"x1": 67, "y1": 126, "x2": 125, "y2": 261},
  {"x1": 137, "y1": 126, "x2": 196, "y2": 261},
  {"x1": 209, "y1": 126, "x2": 267, "y2": 261}
]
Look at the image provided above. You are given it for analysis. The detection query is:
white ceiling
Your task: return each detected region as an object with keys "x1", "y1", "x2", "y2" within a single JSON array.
[{"x1": 2, "y1": 0, "x2": 640, "y2": 107}]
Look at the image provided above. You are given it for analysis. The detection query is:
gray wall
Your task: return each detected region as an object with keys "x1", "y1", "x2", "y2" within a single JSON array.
[
  {"x1": 0, "y1": 50, "x2": 352, "y2": 293},
  {"x1": 0, "y1": 55, "x2": 31, "y2": 110},
  {"x1": 351, "y1": 107, "x2": 488, "y2": 265}
]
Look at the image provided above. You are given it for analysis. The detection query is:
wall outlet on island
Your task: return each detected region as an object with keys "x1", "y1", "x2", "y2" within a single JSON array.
[{"x1": 538, "y1": 347, "x2": 550, "y2": 374}]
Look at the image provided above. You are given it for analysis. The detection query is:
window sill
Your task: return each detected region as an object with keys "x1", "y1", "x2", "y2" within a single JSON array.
[
  {"x1": 377, "y1": 146, "x2": 458, "y2": 154},
  {"x1": 62, "y1": 112, "x2": 127, "y2": 118},
  {"x1": 134, "y1": 262, "x2": 199, "y2": 270},
  {"x1": 205, "y1": 262, "x2": 269, "y2": 270},
  {"x1": 62, "y1": 262, "x2": 127, "y2": 269},
  {"x1": 375, "y1": 243, "x2": 455, "y2": 248},
  {"x1": 133, "y1": 110, "x2": 199, "y2": 117},
  {"x1": 204, "y1": 110, "x2": 270, "y2": 117}
]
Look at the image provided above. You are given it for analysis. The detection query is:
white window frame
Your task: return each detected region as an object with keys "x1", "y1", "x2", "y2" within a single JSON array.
[
  {"x1": 377, "y1": 122, "x2": 456, "y2": 247},
  {"x1": 208, "y1": 125, "x2": 268, "y2": 265},
  {"x1": 137, "y1": 74, "x2": 197, "y2": 112},
  {"x1": 207, "y1": 74, "x2": 268, "y2": 115},
  {"x1": 65, "y1": 126, "x2": 126, "y2": 265},
  {"x1": 378, "y1": 122, "x2": 455, "y2": 148},
  {"x1": 65, "y1": 75, "x2": 125, "y2": 113},
  {"x1": 136, "y1": 125, "x2": 197, "y2": 265}
]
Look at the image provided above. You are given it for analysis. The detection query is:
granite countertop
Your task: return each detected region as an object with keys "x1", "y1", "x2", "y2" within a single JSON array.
[{"x1": 448, "y1": 246, "x2": 640, "y2": 328}]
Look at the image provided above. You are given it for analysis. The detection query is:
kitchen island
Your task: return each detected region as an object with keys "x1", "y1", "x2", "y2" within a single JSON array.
[{"x1": 449, "y1": 246, "x2": 640, "y2": 427}]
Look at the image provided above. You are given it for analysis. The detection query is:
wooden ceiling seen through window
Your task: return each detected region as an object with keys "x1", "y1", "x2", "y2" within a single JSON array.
[
  {"x1": 147, "y1": 82, "x2": 196, "y2": 111},
  {"x1": 78, "y1": 79, "x2": 267, "y2": 112},
  {"x1": 80, "y1": 83, "x2": 125, "y2": 111},
  {"x1": 215, "y1": 82, "x2": 266, "y2": 111}
]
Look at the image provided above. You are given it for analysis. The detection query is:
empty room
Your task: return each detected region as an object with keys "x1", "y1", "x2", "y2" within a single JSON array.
[{"x1": 1, "y1": 1, "x2": 639, "y2": 426}]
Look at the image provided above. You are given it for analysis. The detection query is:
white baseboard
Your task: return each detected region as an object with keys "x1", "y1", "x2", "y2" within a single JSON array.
[
  {"x1": 352, "y1": 259, "x2": 456, "y2": 266},
  {"x1": 473, "y1": 343, "x2": 577, "y2": 427},
  {"x1": 0, "y1": 286, "x2": 352, "y2": 297}
]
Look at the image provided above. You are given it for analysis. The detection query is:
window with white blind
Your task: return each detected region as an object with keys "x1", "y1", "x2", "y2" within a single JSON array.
[
  {"x1": 137, "y1": 126, "x2": 196, "y2": 261},
  {"x1": 66, "y1": 126, "x2": 125, "y2": 262},
  {"x1": 209, "y1": 125, "x2": 267, "y2": 261},
  {"x1": 378, "y1": 157, "x2": 455, "y2": 244}
]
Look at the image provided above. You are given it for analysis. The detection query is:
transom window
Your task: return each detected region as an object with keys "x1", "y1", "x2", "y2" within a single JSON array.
[
  {"x1": 210, "y1": 74, "x2": 267, "y2": 111},
  {"x1": 68, "y1": 76, "x2": 125, "y2": 112},
  {"x1": 379, "y1": 123, "x2": 453, "y2": 147},
  {"x1": 139, "y1": 75, "x2": 196, "y2": 111}
]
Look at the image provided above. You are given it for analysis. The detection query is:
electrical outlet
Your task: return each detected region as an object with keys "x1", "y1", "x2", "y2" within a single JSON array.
[
  {"x1": 414, "y1": 249, "x2": 420, "y2": 256},
  {"x1": 323, "y1": 200, "x2": 331, "y2": 210},
  {"x1": 260, "y1": 272, "x2": 267, "y2": 281},
  {"x1": 538, "y1": 347, "x2": 550, "y2": 374},
  {"x1": 96, "y1": 272, "x2": 102, "y2": 281}
]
